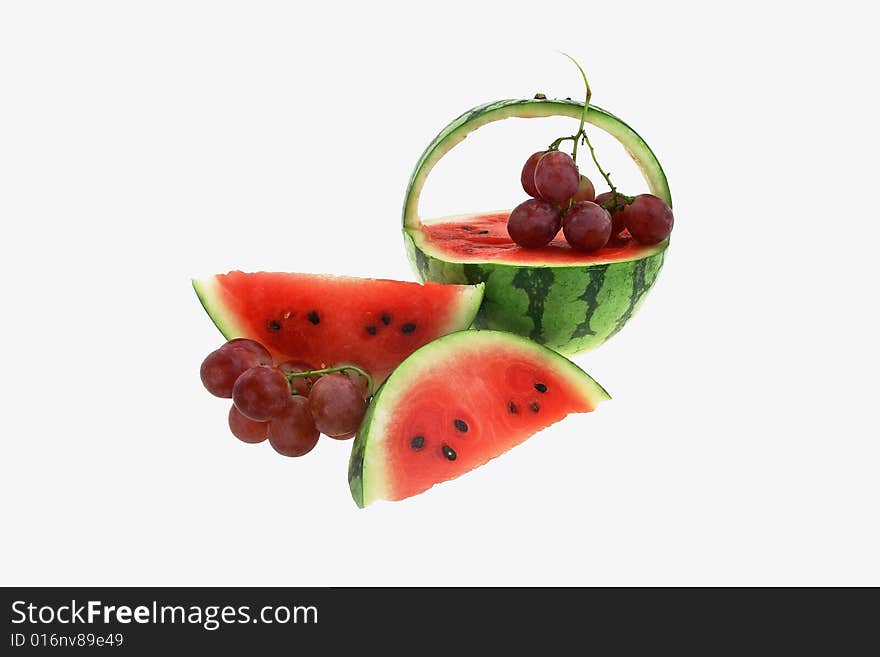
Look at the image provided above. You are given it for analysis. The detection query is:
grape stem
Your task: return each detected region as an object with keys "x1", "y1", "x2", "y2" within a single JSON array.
[
  {"x1": 283, "y1": 364, "x2": 375, "y2": 397},
  {"x1": 549, "y1": 53, "x2": 619, "y2": 197}
]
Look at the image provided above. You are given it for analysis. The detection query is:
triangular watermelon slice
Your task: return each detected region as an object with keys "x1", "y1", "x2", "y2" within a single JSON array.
[
  {"x1": 349, "y1": 330, "x2": 609, "y2": 506},
  {"x1": 193, "y1": 272, "x2": 484, "y2": 384}
]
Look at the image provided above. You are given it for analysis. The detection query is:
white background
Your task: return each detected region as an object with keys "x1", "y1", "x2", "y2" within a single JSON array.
[{"x1": 1, "y1": 1, "x2": 878, "y2": 586}]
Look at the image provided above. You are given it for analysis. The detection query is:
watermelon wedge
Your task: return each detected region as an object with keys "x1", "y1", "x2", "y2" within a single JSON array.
[
  {"x1": 348, "y1": 330, "x2": 609, "y2": 507},
  {"x1": 403, "y1": 98, "x2": 671, "y2": 355},
  {"x1": 193, "y1": 272, "x2": 484, "y2": 384}
]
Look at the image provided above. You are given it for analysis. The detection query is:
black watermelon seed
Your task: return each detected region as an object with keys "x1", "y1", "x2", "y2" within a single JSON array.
[
  {"x1": 267, "y1": 319, "x2": 282, "y2": 332},
  {"x1": 534, "y1": 383, "x2": 548, "y2": 393},
  {"x1": 365, "y1": 325, "x2": 377, "y2": 335},
  {"x1": 476, "y1": 230, "x2": 489, "y2": 235},
  {"x1": 508, "y1": 401, "x2": 518, "y2": 414},
  {"x1": 442, "y1": 445, "x2": 457, "y2": 461},
  {"x1": 410, "y1": 436, "x2": 425, "y2": 450},
  {"x1": 380, "y1": 313, "x2": 392, "y2": 326},
  {"x1": 307, "y1": 311, "x2": 320, "y2": 325},
  {"x1": 454, "y1": 419, "x2": 468, "y2": 432},
  {"x1": 529, "y1": 401, "x2": 540, "y2": 413},
  {"x1": 462, "y1": 225, "x2": 474, "y2": 231},
  {"x1": 401, "y1": 323, "x2": 416, "y2": 334}
]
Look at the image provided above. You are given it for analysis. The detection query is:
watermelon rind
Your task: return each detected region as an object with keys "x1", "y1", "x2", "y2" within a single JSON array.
[
  {"x1": 192, "y1": 275, "x2": 250, "y2": 341},
  {"x1": 405, "y1": 227, "x2": 665, "y2": 355},
  {"x1": 348, "y1": 329, "x2": 610, "y2": 508},
  {"x1": 403, "y1": 98, "x2": 672, "y2": 354}
]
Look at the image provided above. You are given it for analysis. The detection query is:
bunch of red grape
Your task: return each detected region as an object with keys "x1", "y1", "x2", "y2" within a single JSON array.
[
  {"x1": 510, "y1": 149, "x2": 674, "y2": 252},
  {"x1": 199, "y1": 338, "x2": 368, "y2": 457}
]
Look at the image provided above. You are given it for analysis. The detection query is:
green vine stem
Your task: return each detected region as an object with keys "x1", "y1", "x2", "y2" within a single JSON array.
[
  {"x1": 551, "y1": 53, "x2": 620, "y2": 200},
  {"x1": 283, "y1": 364, "x2": 375, "y2": 398},
  {"x1": 560, "y1": 51, "x2": 590, "y2": 163}
]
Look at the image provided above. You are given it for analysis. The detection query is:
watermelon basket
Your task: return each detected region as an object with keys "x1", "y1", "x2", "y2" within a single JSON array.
[{"x1": 403, "y1": 98, "x2": 672, "y2": 355}]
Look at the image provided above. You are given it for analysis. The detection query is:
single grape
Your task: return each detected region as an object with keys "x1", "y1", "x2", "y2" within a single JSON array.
[
  {"x1": 268, "y1": 396, "x2": 320, "y2": 457},
  {"x1": 561, "y1": 174, "x2": 596, "y2": 207},
  {"x1": 520, "y1": 151, "x2": 546, "y2": 198},
  {"x1": 507, "y1": 199, "x2": 562, "y2": 248},
  {"x1": 232, "y1": 365, "x2": 291, "y2": 421},
  {"x1": 200, "y1": 347, "x2": 263, "y2": 398},
  {"x1": 342, "y1": 367, "x2": 371, "y2": 400},
  {"x1": 223, "y1": 338, "x2": 272, "y2": 365},
  {"x1": 562, "y1": 201, "x2": 612, "y2": 252},
  {"x1": 595, "y1": 191, "x2": 632, "y2": 235},
  {"x1": 278, "y1": 360, "x2": 318, "y2": 397},
  {"x1": 534, "y1": 151, "x2": 580, "y2": 203},
  {"x1": 228, "y1": 405, "x2": 268, "y2": 444},
  {"x1": 624, "y1": 194, "x2": 674, "y2": 245},
  {"x1": 308, "y1": 373, "x2": 366, "y2": 439}
]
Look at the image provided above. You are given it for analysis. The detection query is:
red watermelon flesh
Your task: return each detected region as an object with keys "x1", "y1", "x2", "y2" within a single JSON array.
[
  {"x1": 348, "y1": 330, "x2": 610, "y2": 506},
  {"x1": 193, "y1": 272, "x2": 484, "y2": 384},
  {"x1": 419, "y1": 212, "x2": 657, "y2": 264}
]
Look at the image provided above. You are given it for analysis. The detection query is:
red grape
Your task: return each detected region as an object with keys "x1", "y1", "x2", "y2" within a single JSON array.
[
  {"x1": 595, "y1": 191, "x2": 632, "y2": 235},
  {"x1": 200, "y1": 347, "x2": 263, "y2": 398},
  {"x1": 268, "y1": 396, "x2": 319, "y2": 457},
  {"x1": 223, "y1": 338, "x2": 272, "y2": 365},
  {"x1": 232, "y1": 365, "x2": 291, "y2": 421},
  {"x1": 308, "y1": 373, "x2": 366, "y2": 439},
  {"x1": 625, "y1": 194, "x2": 674, "y2": 245},
  {"x1": 561, "y1": 175, "x2": 596, "y2": 207},
  {"x1": 507, "y1": 199, "x2": 562, "y2": 248},
  {"x1": 342, "y1": 367, "x2": 371, "y2": 400},
  {"x1": 534, "y1": 151, "x2": 580, "y2": 203},
  {"x1": 278, "y1": 360, "x2": 318, "y2": 397},
  {"x1": 520, "y1": 151, "x2": 546, "y2": 198},
  {"x1": 228, "y1": 405, "x2": 268, "y2": 443},
  {"x1": 562, "y1": 201, "x2": 612, "y2": 252}
]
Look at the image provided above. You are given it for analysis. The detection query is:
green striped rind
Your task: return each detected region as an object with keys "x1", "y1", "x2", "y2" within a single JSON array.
[
  {"x1": 191, "y1": 277, "x2": 248, "y2": 340},
  {"x1": 402, "y1": 97, "x2": 672, "y2": 354},
  {"x1": 403, "y1": 98, "x2": 672, "y2": 231},
  {"x1": 348, "y1": 330, "x2": 610, "y2": 508},
  {"x1": 405, "y1": 232, "x2": 665, "y2": 354},
  {"x1": 348, "y1": 392, "x2": 377, "y2": 508}
]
